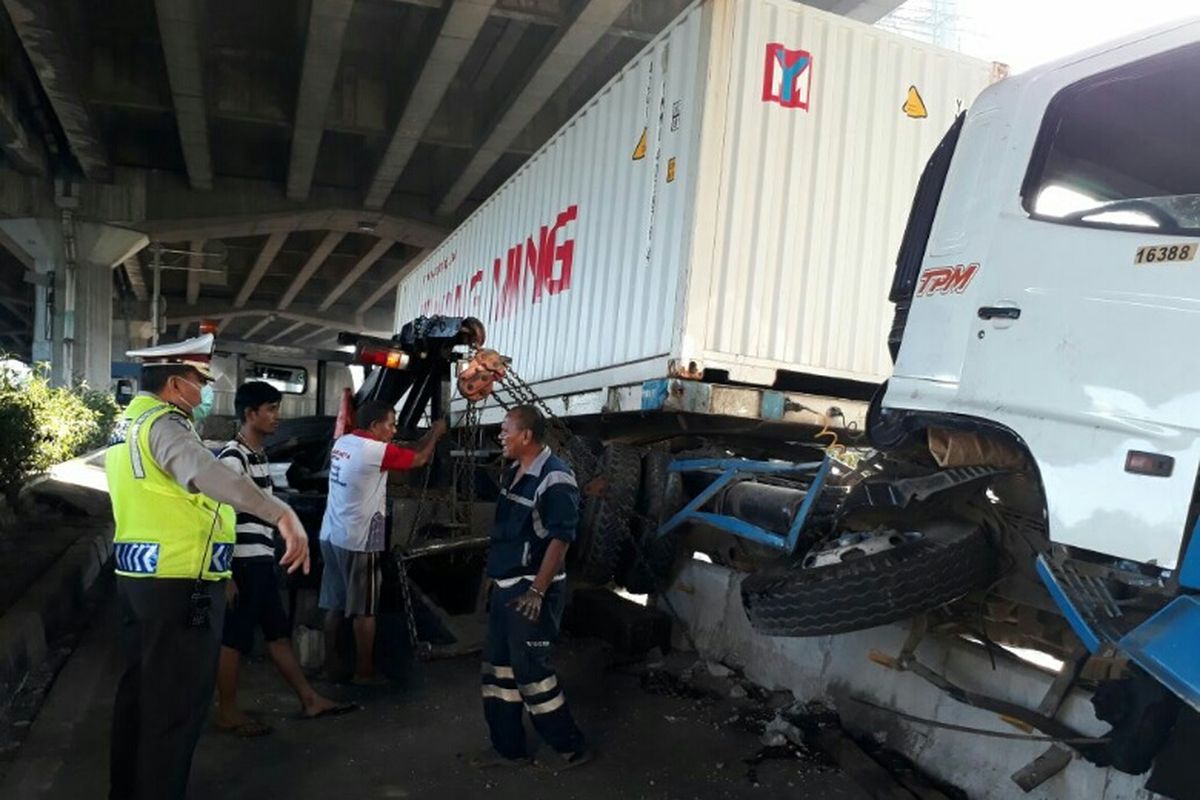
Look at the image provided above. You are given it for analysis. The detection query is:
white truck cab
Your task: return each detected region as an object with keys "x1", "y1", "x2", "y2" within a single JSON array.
[{"x1": 887, "y1": 20, "x2": 1200, "y2": 573}]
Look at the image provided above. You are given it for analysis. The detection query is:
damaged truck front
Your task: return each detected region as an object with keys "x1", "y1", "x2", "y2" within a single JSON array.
[
  {"x1": 741, "y1": 15, "x2": 1200, "y2": 788},
  {"x1": 335, "y1": 2, "x2": 1200, "y2": 791}
]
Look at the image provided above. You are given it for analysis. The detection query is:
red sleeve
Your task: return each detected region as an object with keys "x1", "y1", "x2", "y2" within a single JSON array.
[{"x1": 381, "y1": 443, "x2": 417, "y2": 471}]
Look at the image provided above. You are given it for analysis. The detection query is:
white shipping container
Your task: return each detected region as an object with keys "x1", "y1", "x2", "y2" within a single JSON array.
[{"x1": 396, "y1": 0, "x2": 998, "y2": 410}]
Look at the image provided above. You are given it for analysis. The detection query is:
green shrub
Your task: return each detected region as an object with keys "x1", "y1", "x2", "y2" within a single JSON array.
[
  {"x1": 77, "y1": 385, "x2": 120, "y2": 453},
  {"x1": 0, "y1": 385, "x2": 37, "y2": 499},
  {"x1": 0, "y1": 362, "x2": 119, "y2": 498}
]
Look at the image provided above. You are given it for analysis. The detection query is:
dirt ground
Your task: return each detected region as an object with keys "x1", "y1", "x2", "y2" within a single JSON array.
[{"x1": 1, "y1": 593, "x2": 869, "y2": 800}]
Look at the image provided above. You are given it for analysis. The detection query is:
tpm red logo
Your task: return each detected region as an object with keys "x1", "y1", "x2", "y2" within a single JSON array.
[
  {"x1": 916, "y1": 263, "x2": 980, "y2": 296},
  {"x1": 762, "y1": 44, "x2": 813, "y2": 110}
]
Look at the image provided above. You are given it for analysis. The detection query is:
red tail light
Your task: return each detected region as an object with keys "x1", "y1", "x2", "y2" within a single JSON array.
[{"x1": 355, "y1": 345, "x2": 410, "y2": 370}]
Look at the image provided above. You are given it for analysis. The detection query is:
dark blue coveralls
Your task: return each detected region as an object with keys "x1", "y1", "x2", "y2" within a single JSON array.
[{"x1": 482, "y1": 446, "x2": 586, "y2": 759}]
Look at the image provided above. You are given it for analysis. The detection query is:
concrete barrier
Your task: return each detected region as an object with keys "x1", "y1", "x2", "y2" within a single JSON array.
[
  {"x1": 664, "y1": 561, "x2": 1158, "y2": 800},
  {"x1": 0, "y1": 528, "x2": 112, "y2": 706}
]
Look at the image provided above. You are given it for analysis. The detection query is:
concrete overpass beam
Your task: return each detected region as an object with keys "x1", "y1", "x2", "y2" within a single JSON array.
[
  {"x1": 355, "y1": 247, "x2": 428, "y2": 314},
  {"x1": 1, "y1": 0, "x2": 110, "y2": 181},
  {"x1": 287, "y1": 0, "x2": 355, "y2": 201},
  {"x1": 268, "y1": 320, "x2": 307, "y2": 343},
  {"x1": 154, "y1": 0, "x2": 214, "y2": 190},
  {"x1": 278, "y1": 230, "x2": 345, "y2": 310},
  {"x1": 319, "y1": 238, "x2": 394, "y2": 312},
  {"x1": 233, "y1": 232, "x2": 288, "y2": 308},
  {"x1": 364, "y1": 0, "x2": 498, "y2": 209},
  {"x1": 436, "y1": 0, "x2": 634, "y2": 217}
]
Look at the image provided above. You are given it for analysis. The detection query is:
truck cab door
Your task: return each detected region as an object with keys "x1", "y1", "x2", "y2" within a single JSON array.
[{"x1": 955, "y1": 39, "x2": 1200, "y2": 569}]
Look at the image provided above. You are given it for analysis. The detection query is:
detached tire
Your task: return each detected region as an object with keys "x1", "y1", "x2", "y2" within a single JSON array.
[
  {"x1": 741, "y1": 520, "x2": 995, "y2": 637},
  {"x1": 572, "y1": 443, "x2": 641, "y2": 585}
]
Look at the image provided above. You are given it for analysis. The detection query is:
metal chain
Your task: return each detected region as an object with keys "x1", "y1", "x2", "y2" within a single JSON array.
[
  {"x1": 395, "y1": 398, "x2": 485, "y2": 661},
  {"x1": 475, "y1": 360, "x2": 700, "y2": 649},
  {"x1": 494, "y1": 367, "x2": 600, "y2": 481},
  {"x1": 395, "y1": 544, "x2": 429, "y2": 659}
]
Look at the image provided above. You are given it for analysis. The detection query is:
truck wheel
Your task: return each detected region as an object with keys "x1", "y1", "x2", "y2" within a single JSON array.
[
  {"x1": 741, "y1": 520, "x2": 995, "y2": 637},
  {"x1": 618, "y1": 450, "x2": 685, "y2": 593},
  {"x1": 572, "y1": 443, "x2": 641, "y2": 585}
]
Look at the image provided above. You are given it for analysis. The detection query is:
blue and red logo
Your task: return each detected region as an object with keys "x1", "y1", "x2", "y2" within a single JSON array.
[{"x1": 762, "y1": 44, "x2": 812, "y2": 110}]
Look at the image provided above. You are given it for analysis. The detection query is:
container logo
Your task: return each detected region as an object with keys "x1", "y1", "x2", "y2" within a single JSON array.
[{"x1": 762, "y1": 44, "x2": 812, "y2": 110}]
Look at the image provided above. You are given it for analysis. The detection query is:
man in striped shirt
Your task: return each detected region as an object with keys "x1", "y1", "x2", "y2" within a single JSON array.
[{"x1": 215, "y1": 382, "x2": 352, "y2": 736}]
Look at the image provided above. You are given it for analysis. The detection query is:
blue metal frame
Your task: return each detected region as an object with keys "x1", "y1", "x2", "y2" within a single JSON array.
[
  {"x1": 1034, "y1": 554, "x2": 1102, "y2": 653},
  {"x1": 1177, "y1": 518, "x2": 1200, "y2": 590},
  {"x1": 655, "y1": 457, "x2": 833, "y2": 553},
  {"x1": 1118, "y1": 596, "x2": 1200, "y2": 712},
  {"x1": 1038, "y1": 550, "x2": 1200, "y2": 710}
]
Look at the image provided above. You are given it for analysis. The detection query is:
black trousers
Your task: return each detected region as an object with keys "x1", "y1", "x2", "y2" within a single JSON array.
[
  {"x1": 481, "y1": 581, "x2": 585, "y2": 760},
  {"x1": 109, "y1": 577, "x2": 226, "y2": 800}
]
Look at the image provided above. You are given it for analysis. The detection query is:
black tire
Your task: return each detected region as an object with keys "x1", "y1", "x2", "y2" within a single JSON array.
[
  {"x1": 618, "y1": 450, "x2": 684, "y2": 593},
  {"x1": 572, "y1": 443, "x2": 641, "y2": 585},
  {"x1": 741, "y1": 520, "x2": 996, "y2": 637}
]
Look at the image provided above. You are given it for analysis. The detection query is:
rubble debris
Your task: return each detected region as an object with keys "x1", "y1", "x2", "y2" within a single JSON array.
[
  {"x1": 645, "y1": 647, "x2": 666, "y2": 669},
  {"x1": 639, "y1": 667, "x2": 707, "y2": 700},
  {"x1": 765, "y1": 690, "x2": 795, "y2": 710},
  {"x1": 705, "y1": 661, "x2": 734, "y2": 678},
  {"x1": 760, "y1": 731, "x2": 787, "y2": 748},
  {"x1": 633, "y1": 650, "x2": 962, "y2": 795}
]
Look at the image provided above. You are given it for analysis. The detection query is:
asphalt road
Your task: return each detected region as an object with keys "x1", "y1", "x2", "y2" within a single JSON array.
[{"x1": 1, "y1": 589, "x2": 867, "y2": 800}]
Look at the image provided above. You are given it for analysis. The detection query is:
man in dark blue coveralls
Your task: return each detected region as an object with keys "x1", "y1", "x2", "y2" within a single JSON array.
[{"x1": 472, "y1": 405, "x2": 591, "y2": 772}]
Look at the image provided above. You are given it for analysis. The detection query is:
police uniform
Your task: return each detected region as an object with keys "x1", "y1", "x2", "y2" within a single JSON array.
[
  {"x1": 481, "y1": 446, "x2": 586, "y2": 761},
  {"x1": 106, "y1": 335, "x2": 292, "y2": 800}
]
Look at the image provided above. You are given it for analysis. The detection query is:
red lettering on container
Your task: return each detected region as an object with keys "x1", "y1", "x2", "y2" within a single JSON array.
[{"x1": 416, "y1": 204, "x2": 579, "y2": 321}]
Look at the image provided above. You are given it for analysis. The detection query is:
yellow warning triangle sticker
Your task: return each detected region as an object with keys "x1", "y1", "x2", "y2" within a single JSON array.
[
  {"x1": 903, "y1": 86, "x2": 928, "y2": 119},
  {"x1": 632, "y1": 128, "x2": 648, "y2": 160}
]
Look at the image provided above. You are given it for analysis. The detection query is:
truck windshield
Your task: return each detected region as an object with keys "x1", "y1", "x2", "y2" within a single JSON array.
[{"x1": 1023, "y1": 41, "x2": 1200, "y2": 236}]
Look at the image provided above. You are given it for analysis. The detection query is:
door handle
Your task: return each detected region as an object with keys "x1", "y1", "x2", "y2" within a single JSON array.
[{"x1": 977, "y1": 305, "x2": 1021, "y2": 321}]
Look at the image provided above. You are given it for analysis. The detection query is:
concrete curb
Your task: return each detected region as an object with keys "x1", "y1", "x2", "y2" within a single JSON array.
[
  {"x1": 664, "y1": 560, "x2": 1150, "y2": 800},
  {"x1": 0, "y1": 528, "x2": 112, "y2": 703}
]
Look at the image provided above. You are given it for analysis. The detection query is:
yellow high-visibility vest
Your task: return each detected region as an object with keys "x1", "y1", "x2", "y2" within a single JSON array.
[{"x1": 105, "y1": 394, "x2": 235, "y2": 580}]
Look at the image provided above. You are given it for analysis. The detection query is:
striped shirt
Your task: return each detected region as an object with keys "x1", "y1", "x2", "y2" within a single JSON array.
[{"x1": 218, "y1": 438, "x2": 276, "y2": 561}]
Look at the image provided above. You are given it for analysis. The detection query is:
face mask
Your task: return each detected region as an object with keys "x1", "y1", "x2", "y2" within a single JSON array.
[{"x1": 180, "y1": 379, "x2": 215, "y2": 421}]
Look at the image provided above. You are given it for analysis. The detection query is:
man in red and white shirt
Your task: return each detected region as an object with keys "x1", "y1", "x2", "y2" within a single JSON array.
[{"x1": 319, "y1": 401, "x2": 446, "y2": 684}]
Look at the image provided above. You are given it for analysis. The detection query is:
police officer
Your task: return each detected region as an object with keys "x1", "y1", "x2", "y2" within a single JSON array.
[
  {"x1": 105, "y1": 334, "x2": 310, "y2": 800},
  {"x1": 473, "y1": 405, "x2": 591, "y2": 772}
]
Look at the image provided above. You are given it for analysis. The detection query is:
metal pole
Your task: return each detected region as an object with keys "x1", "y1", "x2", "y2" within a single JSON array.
[{"x1": 151, "y1": 244, "x2": 162, "y2": 345}]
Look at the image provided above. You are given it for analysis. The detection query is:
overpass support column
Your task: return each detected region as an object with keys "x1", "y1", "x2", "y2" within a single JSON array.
[{"x1": 0, "y1": 217, "x2": 146, "y2": 388}]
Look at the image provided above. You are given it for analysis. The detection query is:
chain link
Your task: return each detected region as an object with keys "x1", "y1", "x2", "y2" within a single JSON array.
[
  {"x1": 394, "y1": 393, "x2": 485, "y2": 660},
  {"x1": 494, "y1": 367, "x2": 600, "y2": 481},
  {"x1": 395, "y1": 544, "x2": 428, "y2": 659}
]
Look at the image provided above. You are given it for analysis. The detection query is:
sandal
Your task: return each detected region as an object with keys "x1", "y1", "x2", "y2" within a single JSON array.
[
  {"x1": 299, "y1": 702, "x2": 359, "y2": 720},
  {"x1": 216, "y1": 718, "x2": 273, "y2": 738}
]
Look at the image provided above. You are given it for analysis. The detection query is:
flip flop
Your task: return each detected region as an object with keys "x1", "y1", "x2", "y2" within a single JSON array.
[
  {"x1": 299, "y1": 702, "x2": 359, "y2": 721},
  {"x1": 216, "y1": 718, "x2": 273, "y2": 737}
]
